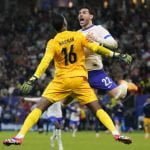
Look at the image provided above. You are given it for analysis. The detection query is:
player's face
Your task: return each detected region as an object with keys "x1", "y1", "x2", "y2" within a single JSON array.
[{"x1": 78, "y1": 8, "x2": 93, "y2": 28}]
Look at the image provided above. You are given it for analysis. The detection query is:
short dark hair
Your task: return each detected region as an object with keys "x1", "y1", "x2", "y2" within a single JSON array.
[
  {"x1": 78, "y1": 5, "x2": 95, "y2": 15},
  {"x1": 51, "y1": 13, "x2": 65, "y2": 32}
]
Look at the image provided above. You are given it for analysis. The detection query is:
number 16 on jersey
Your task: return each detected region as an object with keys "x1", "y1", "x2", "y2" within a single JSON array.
[{"x1": 61, "y1": 44, "x2": 77, "y2": 65}]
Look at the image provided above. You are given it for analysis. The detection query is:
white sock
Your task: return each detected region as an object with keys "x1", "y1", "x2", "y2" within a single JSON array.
[
  {"x1": 56, "y1": 129, "x2": 63, "y2": 149},
  {"x1": 15, "y1": 134, "x2": 24, "y2": 139},
  {"x1": 117, "y1": 126, "x2": 121, "y2": 132},
  {"x1": 51, "y1": 129, "x2": 56, "y2": 140},
  {"x1": 72, "y1": 128, "x2": 77, "y2": 137},
  {"x1": 112, "y1": 130, "x2": 120, "y2": 136}
]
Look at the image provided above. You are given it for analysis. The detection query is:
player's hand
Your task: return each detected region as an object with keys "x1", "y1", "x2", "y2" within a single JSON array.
[
  {"x1": 86, "y1": 32, "x2": 97, "y2": 42},
  {"x1": 113, "y1": 53, "x2": 132, "y2": 65},
  {"x1": 86, "y1": 32, "x2": 103, "y2": 45},
  {"x1": 20, "y1": 76, "x2": 37, "y2": 94}
]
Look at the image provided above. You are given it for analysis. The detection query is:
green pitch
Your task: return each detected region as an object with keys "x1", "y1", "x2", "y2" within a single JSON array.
[{"x1": 0, "y1": 131, "x2": 149, "y2": 150}]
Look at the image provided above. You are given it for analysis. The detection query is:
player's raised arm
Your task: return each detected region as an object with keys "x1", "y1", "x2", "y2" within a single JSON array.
[{"x1": 20, "y1": 40, "x2": 55, "y2": 94}]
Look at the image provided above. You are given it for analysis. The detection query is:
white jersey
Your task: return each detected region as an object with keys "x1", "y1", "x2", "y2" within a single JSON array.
[
  {"x1": 70, "y1": 107, "x2": 81, "y2": 122},
  {"x1": 23, "y1": 97, "x2": 62, "y2": 118},
  {"x1": 46, "y1": 102, "x2": 62, "y2": 118},
  {"x1": 79, "y1": 25, "x2": 118, "y2": 71}
]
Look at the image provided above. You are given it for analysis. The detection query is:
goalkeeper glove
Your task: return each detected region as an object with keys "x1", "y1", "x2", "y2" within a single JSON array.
[
  {"x1": 113, "y1": 53, "x2": 132, "y2": 65},
  {"x1": 20, "y1": 76, "x2": 38, "y2": 95}
]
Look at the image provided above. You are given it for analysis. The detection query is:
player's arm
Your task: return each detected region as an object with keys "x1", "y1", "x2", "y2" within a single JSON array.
[
  {"x1": 33, "y1": 40, "x2": 55, "y2": 79},
  {"x1": 81, "y1": 33, "x2": 132, "y2": 63},
  {"x1": 20, "y1": 40, "x2": 55, "y2": 94},
  {"x1": 97, "y1": 25, "x2": 118, "y2": 49},
  {"x1": 81, "y1": 33, "x2": 116, "y2": 57},
  {"x1": 86, "y1": 26, "x2": 118, "y2": 49}
]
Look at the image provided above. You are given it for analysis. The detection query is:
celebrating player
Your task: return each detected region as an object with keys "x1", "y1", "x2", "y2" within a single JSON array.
[
  {"x1": 3, "y1": 14, "x2": 132, "y2": 147},
  {"x1": 78, "y1": 6, "x2": 137, "y2": 100}
]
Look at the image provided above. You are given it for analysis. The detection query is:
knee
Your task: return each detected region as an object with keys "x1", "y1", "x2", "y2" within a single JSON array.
[
  {"x1": 109, "y1": 84, "x2": 128, "y2": 99},
  {"x1": 86, "y1": 101, "x2": 102, "y2": 115},
  {"x1": 36, "y1": 97, "x2": 53, "y2": 112}
]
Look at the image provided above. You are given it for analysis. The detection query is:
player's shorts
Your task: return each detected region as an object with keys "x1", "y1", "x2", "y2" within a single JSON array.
[
  {"x1": 69, "y1": 120, "x2": 80, "y2": 127},
  {"x1": 48, "y1": 116, "x2": 63, "y2": 124},
  {"x1": 42, "y1": 76, "x2": 97, "y2": 105},
  {"x1": 88, "y1": 70, "x2": 117, "y2": 91}
]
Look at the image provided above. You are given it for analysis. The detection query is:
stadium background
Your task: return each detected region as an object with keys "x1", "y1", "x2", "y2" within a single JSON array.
[{"x1": 0, "y1": 0, "x2": 149, "y2": 132}]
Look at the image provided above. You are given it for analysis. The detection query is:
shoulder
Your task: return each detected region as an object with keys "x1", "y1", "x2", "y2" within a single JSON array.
[
  {"x1": 73, "y1": 31, "x2": 82, "y2": 36},
  {"x1": 46, "y1": 39, "x2": 56, "y2": 50},
  {"x1": 76, "y1": 31, "x2": 85, "y2": 38},
  {"x1": 70, "y1": 31, "x2": 85, "y2": 40},
  {"x1": 47, "y1": 39, "x2": 55, "y2": 45},
  {"x1": 96, "y1": 25, "x2": 109, "y2": 32}
]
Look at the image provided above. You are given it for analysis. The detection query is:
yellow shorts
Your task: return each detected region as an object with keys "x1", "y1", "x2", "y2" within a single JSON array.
[{"x1": 42, "y1": 76, "x2": 97, "y2": 105}]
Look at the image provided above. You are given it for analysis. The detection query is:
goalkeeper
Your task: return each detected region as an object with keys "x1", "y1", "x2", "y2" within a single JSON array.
[{"x1": 3, "y1": 14, "x2": 132, "y2": 147}]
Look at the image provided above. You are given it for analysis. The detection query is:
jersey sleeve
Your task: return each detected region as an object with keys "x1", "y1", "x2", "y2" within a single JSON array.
[
  {"x1": 80, "y1": 32, "x2": 114, "y2": 57},
  {"x1": 96, "y1": 25, "x2": 118, "y2": 49},
  {"x1": 34, "y1": 40, "x2": 55, "y2": 78}
]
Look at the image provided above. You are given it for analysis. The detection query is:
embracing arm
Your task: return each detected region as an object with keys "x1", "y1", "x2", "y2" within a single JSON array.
[
  {"x1": 86, "y1": 25, "x2": 118, "y2": 49},
  {"x1": 81, "y1": 34, "x2": 132, "y2": 64}
]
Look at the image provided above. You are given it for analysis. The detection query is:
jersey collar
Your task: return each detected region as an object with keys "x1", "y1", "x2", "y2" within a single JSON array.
[{"x1": 81, "y1": 24, "x2": 95, "y2": 31}]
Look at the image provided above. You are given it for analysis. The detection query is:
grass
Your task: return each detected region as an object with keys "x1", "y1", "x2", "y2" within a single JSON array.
[{"x1": 0, "y1": 131, "x2": 149, "y2": 150}]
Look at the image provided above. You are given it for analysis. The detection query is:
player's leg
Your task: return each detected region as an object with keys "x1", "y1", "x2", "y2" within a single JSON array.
[
  {"x1": 114, "y1": 117, "x2": 122, "y2": 133},
  {"x1": 148, "y1": 120, "x2": 150, "y2": 139},
  {"x1": 3, "y1": 78, "x2": 69, "y2": 146},
  {"x1": 63, "y1": 96, "x2": 74, "y2": 106},
  {"x1": 54, "y1": 118, "x2": 63, "y2": 150},
  {"x1": 56, "y1": 128, "x2": 63, "y2": 150},
  {"x1": 74, "y1": 77, "x2": 132, "y2": 144},
  {"x1": 69, "y1": 120, "x2": 75, "y2": 137},
  {"x1": 49, "y1": 117, "x2": 57, "y2": 147},
  {"x1": 71, "y1": 121, "x2": 79, "y2": 137},
  {"x1": 74, "y1": 76, "x2": 118, "y2": 135},
  {"x1": 49, "y1": 117, "x2": 63, "y2": 150},
  {"x1": 74, "y1": 77, "x2": 120, "y2": 135},
  {"x1": 143, "y1": 117, "x2": 150, "y2": 139},
  {"x1": 107, "y1": 84, "x2": 128, "y2": 99},
  {"x1": 108, "y1": 80, "x2": 138, "y2": 99},
  {"x1": 50, "y1": 129, "x2": 56, "y2": 148},
  {"x1": 118, "y1": 80, "x2": 138, "y2": 93},
  {"x1": 88, "y1": 70, "x2": 128, "y2": 100},
  {"x1": 86, "y1": 101, "x2": 120, "y2": 135},
  {"x1": 86, "y1": 100, "x2": 132, "y2": 144},
  {"x1": 94, "y1": 118, "x2": 100, "y2": 137},
  {"x1": 72, "y1": 126, "x2": 77, "y2": 137},
  {"x1": 3, "y1": 97, "x2": 53, "y2": 146}
]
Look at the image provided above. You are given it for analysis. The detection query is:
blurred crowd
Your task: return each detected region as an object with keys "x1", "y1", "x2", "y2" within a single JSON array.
[{"x1": 0, "y1": 1, "x2": 149, "y2": 130}]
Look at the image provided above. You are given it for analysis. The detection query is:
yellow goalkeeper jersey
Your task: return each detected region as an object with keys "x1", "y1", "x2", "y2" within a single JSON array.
[{"x1": 34, "y1": 31, "x2": 113, "y2": 79}]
